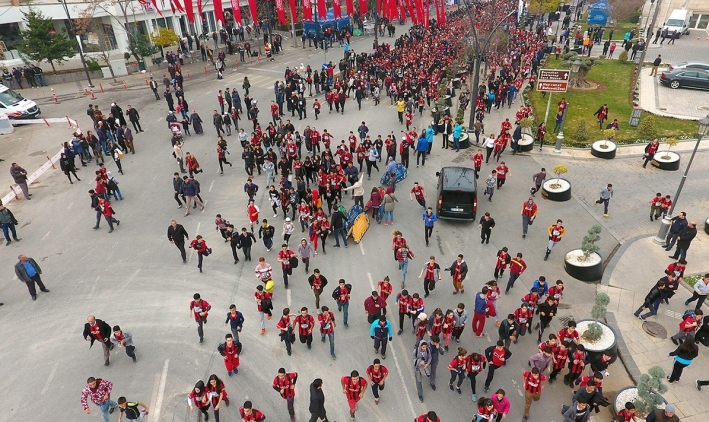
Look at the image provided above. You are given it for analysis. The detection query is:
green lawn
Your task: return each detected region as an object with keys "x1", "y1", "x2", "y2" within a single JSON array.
[
  {"x1": 526, "y1": 57, "x2": 698, "y2": 146},
  {"x1": 575, "y1": 11, "x2": 641, "y2": 41}
]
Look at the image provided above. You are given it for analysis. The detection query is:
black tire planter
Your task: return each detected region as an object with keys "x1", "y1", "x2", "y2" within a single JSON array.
[
  {"x1": 452, "y1": 78, "x2": 461, "y2": 89},
  {"x1": 541, "y1": 178, "x2": 572, "y2": 201},
  {"x1": 564, "y1": 251, "x2": 604, "y2": 282},
  {"x1": 652, "y1": 152, "x2": 681, "y2": 171},
  {"x1": 705, "y1": 217, "x2": 709, "y2": 235},
  {"x1": 518, "y1": 133, "x2": 535, "y2": 152},
  {"x1": 444, "y1": 96, "x2": 452, "y2": 107},
  {"x1": 591, "y1": 141, "x2": 617, "y2": 159},
  {"x1": 576, "y1": 319, "x2": 618, "y2": 365},
  {"x1": 459, "y1": 133, "x2": 470, "y2": 150}
]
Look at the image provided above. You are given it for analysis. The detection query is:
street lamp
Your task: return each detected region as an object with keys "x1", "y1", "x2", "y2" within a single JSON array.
[
  {"x1": 553, "y1": 59, "x2": 582, "y2": 153},
  {"x1": 59, "y1": 0, "x2": 93, "y2": 87},
  {"x1": 654, "y1": 115, "x2": 709, "y2": 243}
]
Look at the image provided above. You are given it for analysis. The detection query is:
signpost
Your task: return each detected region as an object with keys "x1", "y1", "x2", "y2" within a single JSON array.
[{"x1": 537, "y1": 69, "x2": 571, "y2": 136}]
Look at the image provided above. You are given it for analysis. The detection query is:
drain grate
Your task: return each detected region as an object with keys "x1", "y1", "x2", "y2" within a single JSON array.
[
  {"x1": 642, "y1": 321, "x2": 667, "y2": 339},
  {"x1": 558, "y1": 315, "x2": 575, "y2": 326}
]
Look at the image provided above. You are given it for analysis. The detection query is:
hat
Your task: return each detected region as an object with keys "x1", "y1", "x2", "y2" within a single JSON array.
[
  {"x1": 664, "y1": 404, "x2": 675, "y2": 413},
  {"x1": 418, "y1": 313, "x2": 427, "y2": 320},
  {"x1": 285, "y1": 217, "x2": 291, "y2": 222}
]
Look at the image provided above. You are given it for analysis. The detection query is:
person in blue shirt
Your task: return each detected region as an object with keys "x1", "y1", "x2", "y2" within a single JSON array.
[
  {"x1": 452, "y1": 123, "x2": 463, "y2": 152},
  {"x1": 507, "y1": 84, "x2": 517, "y2": 106},
  {"x1": 425, "y1": 126, "x2": 434, "y2": 154},
  {"x1": 416, "y1": 133, "x2": 429, "y2": 167},
  {"x1": 370, "y1": 315, "x2": 393, "y2": 358},
  {"x1": 423, "y1": 207, "x2": 438, "y2": 247},
  {"x1": 531, "y1": 276, "x2": 548, "y2": 297},
  {"x1": 14, "y1": 254, "x2": 50, "y2": 300}
]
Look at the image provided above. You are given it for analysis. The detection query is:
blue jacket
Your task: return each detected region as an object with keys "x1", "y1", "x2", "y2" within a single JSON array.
[
  {"x1": 669, "y1": 216, "x2": 688, "y2": 234},
  {"x1": 423, "y1": 212, "x2": 437, "y2": 227},
  {"x1": 182, "y1": 180, "x2": 197, "y2": 196},
  {"x1": 370, "y1": 320, "x2": 393, "y2": 339},
  {"x1": 531, "y1": 280, "x2": 549, "y2": 296},
  {"x1": 453, "y1": 124, "x2": 463, "y2": 138},
  {"x1": 416, "y1": 137, "x2": 429, "y2": 152},
  {"x1": 224, "y1": 311, "x2": 245, "y2": 330},
  {"x1": 425, "y1": 128, "x2": 434, "y2": 143},
  {"x1": 474, "y1": 293, "x2": 487, "y2": 314}
]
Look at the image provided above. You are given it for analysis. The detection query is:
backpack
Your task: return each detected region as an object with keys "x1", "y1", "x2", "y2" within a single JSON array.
[
  {"x1": 682, "y1": 309, "x2": 696, "y2": 320},
  {"x1": 332, "y1": 284, "x2": 352, "y2": 300},
  {"x1": 122, "y1": 402, "x2": 142, "y2": 420},
  {"x1": 497, "y1": 250, "x2": 511, "y2": 265}
]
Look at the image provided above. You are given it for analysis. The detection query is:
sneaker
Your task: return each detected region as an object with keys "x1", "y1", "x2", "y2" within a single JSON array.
[
  {"x1": 449, "y1": 384, "x2": 454, "y2": 391},
  {"x1": 397, "y1": 330, "x2": 403, "y2": 335},
  {"x1": 603, "y1": 214, "x2": 609, "y2": 217},
  {"x1": 132, "y1": 355, "x2": 137, "y2": 363},
  {"x1": 322, "y1": 336, "x2": 326, "y2": 343},
  {"x1": 471, "y1": 393, "x2": 476, "y2": 401},
  {"x1": 418, "y1": 395, "x2": 424, "y2": 403},
  {"x1": 234, "y1": 368, "x2": 239, "y2": 374},
  {"x1": 331, "y1": 354, "x2": 337, "y2": 360},
  {"x1": 260, "y1": 328, "x2": 266, "y2": 335},
  {"x1": 522, "y1": 417, "x2": 528, "y2": 422},
  {"x1": 228, "y1": 371, "x2": 232, "y2": 377},
  {"x1": 375, "y1": 398, "x2": 379, "y2": 405},
  {"x1": 483, "y1": 385, "x2": 489, "y2": 392}
]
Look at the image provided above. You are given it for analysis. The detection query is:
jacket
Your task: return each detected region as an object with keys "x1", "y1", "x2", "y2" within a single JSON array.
[
  {"x1": 644, "y1": 285, "x2": 663, "y2": 305},
  {"x1": 498, "y1": 319, "x2": 517, "y2": 340},
  {"x1": 224, "y1": 311, "x2": 245, "y2": 330},
  {"x1": 669, "y1": 343, "x2": 699, "y2": 364},
  {"x1": 383, "y1": 193, "x2": 398, "y2": 211},
  {"x1": 14, "y1": 258, "x2": 41, "y2": 282},
  {"x1": 330, "y1": 210, "x2": 346, "y2": 229},
  {"x1": 370, "y1": 319, "x2": 393, "y2": 339},
  {"x1": 343, "y1": 173, "x2": 364, "y2": 196},
  {"x1": 537, "y1": 301, "x2": 557, "y2": 324},
  {"x1": 669, "y1": 216, "x2": 688, "y2": 234},
  {"x1": 167, "y1": 224, "x2": 189, "y2": 243},
  {"x1": 423, "y1": 212, "x2": 438, "y2": 227},
  {"x1": 80, "y1": 379, "x2": 113, "y2": 410},
  {"x1": 416, "y1": 137, "x2": 428, "y2": 152},
  {"x1": 182, "y1": 180, "x2": 197, "y2": 196},
  {"x1": 412, "y1": 339, "x2": 432, "y2": 370},
  {"x1": 529, "y1": 352, "x2": 553, "y2": 372},
  {"x1": 447, "y1": 260, "x2": 468, "y2": 281},
  {"x1": 428, "y1": 341, "x2": 444, "y2": 365},
  {"x1": 110, "y1": 330, "x2": 134, "y2": 347},
  {"x1": 173, "y1": 177, "x2": 184, "y2": 193},
  {"x1": 453, "y1": 309, "x2": 469, "y2": 327},
  {"x1": 676, "y1": 226, "x2": 697, "y2": 249},
  {"x1": 364, "y1": 296, "x2": 387, "y2": 316},
  {"x1": 0, "y1": 207, "x2": 17, "y2": 225},
  {"x1": 562, "y1": 403, "x2": 590, "y2": 422},
  {"x1": 10, "y1": 166, "x2": 28, "y2": 183},
  {"x1": 646, "y1": 409, "x2": 680, "y2": 422},
  {"x1": 479, "y1": 216, "x2": 496, "y2": 230},
  {"x1": 474, "y1": 293, "x2": 487, "y2": 314},
  {"x1": 82, "y1": 319, "x2": 112, "y2": 347},
  {"x1": 308, "y1": 382, "x2": 327, "y2": 417}
]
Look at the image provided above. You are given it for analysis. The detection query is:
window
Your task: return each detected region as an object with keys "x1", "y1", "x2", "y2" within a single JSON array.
[
  {"x1": 0, "y1": 89, "x2": 24, "y2": 106},
  {"x1": 681, "y1": 72, "x2": 698, "y2": 78},
  {"x1": 698, "y1": 14, "x2": 709, "y2": 30}
]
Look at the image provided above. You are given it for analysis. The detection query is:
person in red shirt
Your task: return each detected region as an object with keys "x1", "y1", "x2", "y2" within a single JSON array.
[
  {"x1": 520, "y1": 197, "x2": 537, "y2": 239},
  {"x1": 238, "y1": 401, "x2": 265, "y2": 422},
  {"x1": 272, "y1": 368, "x2": 297, "y2": 420},
  {"x1": 308, "y1": 269, "x2": 329, "y2": 310},
  {"x1": 189, "y1": 293, "x2": 211, "y2": 343},
  {"x1": 190, "y1": 235, "x2": 212, "y2": 273},
  {"x1": 395, "y1": 289, "x2": 412, "y2": 334},
  {"x1": 643, "y1": 138, "x2": 659, "y2": 168},
  {"x1": 410, "y1": 182, "x2": 426, "y2": 208},
  {"x1": 405, "y1": 110, "x2": 413, "y2": 131},
  {"x1": 522, "y1": 368, "x2": 547, "y2": 421},
  {"x1": 660, "y1": 194, "x2": 672, "y2": 218},
  {"x1": 448, "y1": 347, "x2": 469, "y2": 394},
  {"x1": 217, "y1": 333, "x2": 241, "y2": 376},
  {"x1": 312, "y1": 99, "x2": 321, "y2": 120},
  {"x1": 366, "y1": 358, "x2": 389, "y2": 404},
  {"x1": 548, "y1": 280, "x2": 565, "y2": 306},
  {"x1": 206, "y1": 374, "x2": 229, "y2": 421},
  {"x1": 188, "y1": 380, "x2": 211, "y2": 420},
  {"x1": 557, "y1": 321, "x2": 579, "y2": 344},
  {"x1": 649, "y1": 192, "x2": 664, "y2": 222},
  {"x1": 255, "y1": 284, "x2": 273, "y2": 335},
  {"x1": 472, "y1": 149, "x2": 483, "y2": 179},
  {"x1": 415, "y1": 411, "x2": 441, "y2": 422},
  {"x1": 277, "y1": 243, "x2": 297, "y2": 288},
  {"x1": 513, "y1": 303, "x2": 533, "y2": 341},
  {"x1": 341, "y1": 370, "x2": 368, "y2": 420},
  {"x1": 494, "y1": 247, "x2": 509, "y2": 279},
  {"x1": 548, "y1": 341, "x2": 570, "y2": 383},
  {"x1": 294, "y1": 306, "x2": 315, "y2": 350},
  {"x1": 563, "y1": 344, "x2": 587, "y2": 386},
  {"x1": 378, "y1": 276, "x2": 393, "y2": 312},
  {"x1": 506, "y1": 253, "x2": 528, "y2": 293},
  {"x1": 483, "y1": 341, "x2": 511, "y2": 392},
  {"x1": 466, "y1": 352, "x2": 487, "y2": 401},
  {"x1": 318, "y1": 305, "x2": 337, "y2": 359},
  {"x1": 276, "y1": 307, "x2": 295, "y2": 356},
  {"x1": 441, "y1": 309, "x2": 456, "y2": 350},
  {"x1": 670, "y1": 309, "x2": 703, "y2": 345},
  {"x1": 495, "y1": 162, "x2": 510, "y2": 188},
  {"x1": 614, "y1": 402, "x2": 637, "y2": 422},
  {"x1": 97, "y1": 197, "x2": 120, "y2": 233},
  {"x1": 476, "y1": 397, "x2": 498, "y2": 421}
]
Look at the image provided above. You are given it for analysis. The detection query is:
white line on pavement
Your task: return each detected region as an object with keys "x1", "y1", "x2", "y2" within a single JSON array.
[
  {"x1": 388, "y1": 340, "x2": 417, "y2": 417},
  {"x1": 41, "y1": 362, "x2": 58, "y2": 394},
  {"x1": 209, "y1": 180, "x2": 215, "y2": 192},
  {"x1": 42, "y1": 231, "x2": 50, "y2": 241},
  {"x1": 67, "y1": 202, "x2": 73, "y2": 209},
  {"x1": 150, "y1": 359, "x2": 170, "y2": 422},
  {"x1": 287, "y1": 289, "x2": 292, "y2": 307},
  {"x1": 88, "y1": 275, "x2": 100, "y2": 298},
  {"x1": 360, "y1": 242, "x2": 365, "y2": 255}
]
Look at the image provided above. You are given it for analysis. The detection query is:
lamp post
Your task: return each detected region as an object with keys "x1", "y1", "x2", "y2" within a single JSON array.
[
  {"x1": 553, "y1": 59, "x2": 582, "y2": 154},
  {"x1": 59, "y1": 0, "x2": 93, "y2": 87},
  {"x1": 644, "y1": 0, "x2": 656, "y2": 37},
  {"x1": 312, "y1": 2, "x2": 327, "y2": 63},
  {"x1": 654, "y1": 115, "x2": 709, "y2": 244}
]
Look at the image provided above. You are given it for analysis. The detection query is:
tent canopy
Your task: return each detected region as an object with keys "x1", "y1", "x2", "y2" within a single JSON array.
[
  {"x1": 303, "y1": 9, "x2": 351, "y2": 34},
  {"x1": 586, "y1": 0, "x2": 610, "y2": 26}
]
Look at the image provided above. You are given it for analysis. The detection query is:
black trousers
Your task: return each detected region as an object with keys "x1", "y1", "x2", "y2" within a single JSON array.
[
  {"x1": 230, "y1": 244, "x2": 240, "y2": 262},
  {"x1": 174, "y1": 241, "x2": 187, "y2": 262},
  {"x1": 299, "y1": 333, "x2": 313, "y2": 346},
  {"x1": 484, "y1": 364, "x2": 501, "y2": 388},
  {"x1": 130, "y1": 119, "x2": 142, "y2": 132},
  {"x1": 424, "y1": 225, "x2": 433, "y2": 244},
  {"x1": 423, "y1": 278, "x2": 436, "y2": 295},
  {"x1": 24, "y1": 274, "x2": 47, "y2": 298}
]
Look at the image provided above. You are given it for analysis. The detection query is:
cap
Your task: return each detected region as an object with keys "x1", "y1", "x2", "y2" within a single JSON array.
[
  {"x1": 418, "y1": 313, "x2": 427, "y2": 320},
  {"x1": 285, "y1": 217, "x2": 291, "y2": 222},
  {"x1": 664, "y1": 404, "x2": 675, "y2": 413}
]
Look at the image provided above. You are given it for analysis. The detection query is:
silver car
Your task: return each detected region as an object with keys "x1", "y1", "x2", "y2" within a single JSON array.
[{"x1": 668, "y1": 62, "x2": 709, "y2": 72}]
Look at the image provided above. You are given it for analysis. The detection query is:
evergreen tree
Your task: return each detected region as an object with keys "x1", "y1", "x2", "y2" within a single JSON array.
[{"x1": 17, "y1": 9, "x2": 75, "y2": 72}]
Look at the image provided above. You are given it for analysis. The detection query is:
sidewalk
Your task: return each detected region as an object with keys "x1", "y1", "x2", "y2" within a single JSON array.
[{"x1": 601, "y1": 235, "x2": 709, "y2": 422}]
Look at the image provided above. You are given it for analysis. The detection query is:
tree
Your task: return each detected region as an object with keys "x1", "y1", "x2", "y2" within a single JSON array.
[
  {"x1": 128, "y1": 35, "x2": 160, "y2": 62},
  {"x1": 17, "y1": 9, "x2": 76, "y2": 72},
  {"x1": 152, "y1": 27, "x2": 181, "y2": 54},
  {"x1": 527, "y1": 0, "x2": 562, "y2": 15},
  {"x1": 580, "y1": 225, "x2": 602, "y2": 261},
  {"x1": 560, "y1": 52, "x2": 604, "y2": 88},
  {"x1": 607, "y1": 0, "x2": 644, "y2": 24}
]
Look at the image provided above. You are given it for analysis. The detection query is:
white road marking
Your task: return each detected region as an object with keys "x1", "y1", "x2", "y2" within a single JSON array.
[
  {"x1": 150, "y1": 359, "x2": 170, "y2": 422},
  {"x1": 389, "y1": 341, "x2": 417, "y2": 417},
  {"x1": 67, "y1": 202, "x2": 73, "y2": 209},
  {"x1": 42, "y1": 231, "x2": 51, "y2": 241},
  {"x1": 359, "y1": 242, "x2": 365, "y2": 255},
  {"x1": 119, "y1": 269, "x2": 141, "y2": 291},
  {"x1": 287, "y1": 288, "x2": 292, "y2": 306},
  {"x1": 204, "y1": 91, "x2": 212, "y2": 95},
  {"x1": 367, "y1": 272, "x2": 374, "y2": 290},
  {"x1": 41, "y1": 362, "x2": 59, "y2": 394},
  {"x1": 209, "y1": 180, "x2": 215, "y2": 192}
]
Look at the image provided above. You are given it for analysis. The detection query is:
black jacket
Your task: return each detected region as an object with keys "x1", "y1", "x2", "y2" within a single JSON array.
[
  {"x1": 479, "y1": 217, "x2": 496, "y2": 230},
  {"x1": 676, "y1": 226, "x2": 697, "y2": 249},
  {"x1": 238, "y1": 232, "x2": 257, "y2": 248},
  {"x1": 167, "y1": 224, "x2": 189, "y2": 243},
  {"x1": 498, "y1": 319, "x2": 518, "y2": 340},
  {"x1": 308, "y1": 383, "x2": 326, "y2": 416},
  {"x1": 537, "y1": 301, "x2": 558, "y2": 324},
  {"x1": 644, "y1": 284, "x2": 664, "y2": 305},
  {"x1": 173, "y1": 177, "x2": 184, "y2": 193},
  {"x1": 83, "y1": 319, "x2": 112, "y2": 347},
  {"x1": 308, "y1": 274, "x2": 329, "y2": 289},
  {"x1": 127, "y1": 108, "x2": 140, "y2": 122},
  {"x1": 330, "y1": 211, "x2": 345, "y2": 229}
]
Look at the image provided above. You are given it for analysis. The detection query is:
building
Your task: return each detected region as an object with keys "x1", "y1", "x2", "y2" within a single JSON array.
[{"x1": 656, "y1": 0, "x2": 709, "y2": 31}]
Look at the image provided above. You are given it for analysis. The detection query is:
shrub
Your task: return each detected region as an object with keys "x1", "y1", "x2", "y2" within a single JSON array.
[
  {"x1": 86, "y1": 58, "x2": 102, "y2": 72},
  {"x1": 634, "y1": 366, "x2": 668, "y2": 416},
  {"x1": 572, "y1": 120, "x2": 589, "y2": 143},
  {"x1": 665, "y1": 137, "x2": 678, "y2": 151},
  {"x1": 637, "y1": 116, "x2": 658, "y2": 139},
  {"x1": 618, "y1": 50, "x2": 628, "y2": 63},
  {"x1": 581, "y1": 224, "x2": 602, "y2": 260},
  {"x1": 583, "y1": 292, "x2": 610, "y2": 341}
]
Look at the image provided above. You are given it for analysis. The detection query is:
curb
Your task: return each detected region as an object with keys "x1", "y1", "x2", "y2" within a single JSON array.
[{"x1": 606, "y1": 311, "x2": 641, "y2": 384}]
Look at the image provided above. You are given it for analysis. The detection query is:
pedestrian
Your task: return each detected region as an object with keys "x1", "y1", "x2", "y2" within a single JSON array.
[
  {"x1": 370, "y1": 315, "x2": 393, "y2": 359},
  {"x1": 82, "y1": 315, "x2": 113, "y2": 366},
  {"x1": 668, "y1": 334, "x2": 700, "y2": 384},
  {"x1": 685, "y1": 273, "x2": 709, "y2": 311},
  {"x1": 645, "y1": 404, "x2": 679, "y2": 422},
  {"x1": 110, "y1": 325, "x2": 137, "y2": 363},
  {"x1": 562, "y1": 401, "x2": 591, "y2": 422},
  {"x1": 308, "y1": 269, "x2": 329, "y2": 310},
  {"x1": 506, "y1": 253, "x2": 528, "y2": 293},
  {"x1": 293, "y1": 306, "x2": 315, "y2": 350},
  {"x1": 10, "y1": 162, "x2": 32, "y2": 200},
  {"x1": 224, "y1": 304, "x2": 244, "y2": 343},
  {"x1": 419, "y1": 255, "x2": 442, "y2": 298},
  {"x1": 366, "y1": 358, "x2": 389, "y2": 405},
  {"x1": 341, "y1": 370, "x2": 368, "y2": 421},
  {"x1": 318, "y1": 305, "x2": 337, "y2": 359},
  {"x1": 415, "y1": 132, "x2": 428, "y2": 167},
  {"x1": 594, "y1": 184, "x2": 613, "y2": 217},
  {"x1": 59, "y1": 153, "x2": 81, "y2": 183},
  {"x1": 308, "y1": 378, "x2": 330, "y2": 422},
  {"x1": 297, "y1": 238, "x2": 315, "y2": 272},
  {"x1": 521, "y1": 197, "x2": 538, "y2": 238},
  {"x1": 167, "y1": 220, "x2": 189, "y2": 263},
  {"x1": 650, "y1": 192, "x2": 664, "y2": 221},
  {"x1": 564, "y1": 344, "x2": 587, "y2": 386},
  {"x1": 664, "y1": 212, "x2": 688, "y2": 251},
  {"x1": 522, "y1": 367, "x2": 547, "y2": 422},
  {"x1": 483, "y1": 340, "x2": 512, "y2": 392},
  {"x1": 536, "y1": 297, "x2": 558, "y2": 343},
  {"x1": 545, "y1": 219, "x2": 566, "y2": 261},
  {"x1": 14, "y1": 254, "x2": 50, "y2": 300},
  {"x1": 277, "y1": 307, "x2": 297, "y2": 356},
  {"x1": 498, "y1": 314, "x2": 518, "y2": 349},
  {"x1": 187, "y1": 381, "x2": 211, "y2": 420},
  {"x1": 530, "y1": 168, "x2": 546, "y2": 196},
  {"x1": 277, "y1": 243, "x2": 297, "y2": 287},
  {"x1": 446, "y1": 254, "x2": 469, "y2": 295},
  {"x1": 634, "y1": 279, "x2": 668, "y2": 320},
  {"x1": 239, "y1": 401, "x2": 266, "y2": 422},
  {"x1": 205, "y1": 374, "x2": 229, "y2": 422},
  {"x1": 448, "y1": 347, "x2": 468, "y2": 394},
  {"x1": 643, "y1": 138, "x2": 660, "y2": 168},
  {"x1": 669, "y1": 221, "x2": 697, "y2": 260},
  {"x1": 272, "y1": 368, "x2": 297, "y2": 421},
  {"x1": 479, "y1": 212, "x2": 496, "y2": 244},
  {"x1": 365, "y1": 290, "x2": 387, "y2": 323},
  {"x1": 182, "y1": 176, "x2": 205, "y2": 216},
  {"x1": 190, "y1": 235, "x2": 212, "y2": 273},
  {"x1": 670, "y1": 310, "x2": 703, "y2": 345},
  {"x1": 422, "y1": 207, "x2": 437, "y2": 247},
  {"x1": 412, "y1": 339, "x2": 433, "y2": 403},
  {"x1": 467, "y1": 352, "x2": 487, "y2": 402},
  {"x1": 259, "y1": 219, "x2": 275, "y2": 251},
  {"x1": 116, "y1": 396, "x2": 149, "y2": 422},
  {"x1": 81, "y1": 377, "x2": 117, "y2": 422},
  {"x1": 189, "y1": 293, "x2": 211, "y2": 343},
  {"x1": 473, "y1": 287, "x2": 489, "y2": 337}
]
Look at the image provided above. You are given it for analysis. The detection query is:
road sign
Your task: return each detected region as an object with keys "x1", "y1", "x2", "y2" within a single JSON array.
[
  {"x1": 537, "y1": 81, "x2": 569, "y2": 92},
  {"x1": 538, "y1": 69, "x2": 570, "y2": 81}
]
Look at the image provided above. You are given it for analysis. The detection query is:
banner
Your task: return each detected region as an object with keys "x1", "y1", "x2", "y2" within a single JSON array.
[
  {"x1": 424, "y1": 0, "x2": 429, "y2": 28},
  {"x1": 247, "y1": 0, "x2": 258, "y2": 23},
  {"x1": 388, "y1": 0, "x2": 396, "y2": 21},
  {"x1": 415, "y1": 0, "x2": 424, "y2": 24},
  {"x1": 197, "y1": 0, "x2": 203, "y2": 16},
  {"x1": 317, "y1": 0, "x2": 326, "y2": 18},
  {"x1": 275, "y1": 0, "x2": 286, "y2": 24},
  {"x1": 404, "y1": 0, "x2": 416, "y2": 24},
  {"x1": 214, "y1": 0, "x2": 225, "y2": 25},
  {"x1": 359, "y1": 0, "x2": 367, "y2": 15},
  {"x1": 400, "y1": 3, "x2": 406, "y2": 23},
  {"x1": 184, "y1": 0, "x2": 194, "y2": 22},
  {"x1": 346, "y1": 0, "x2": 354, "y2": 16},
  {"x1": 433, "y1": 0, "x2": 439, "y2": 23},
  {"x1": 332, "y1": 0, "x2": 342, "y2": 19},
  {"x1": 173, "y1": 0, "x2": 185, "y2": 12},
  {"x1": 439, "y1": 0, "x2": 445, "y2": 25},
  {"x1": 151, "y1": 0, "x2": 164, "y2": 16},
  {"x1": 231, "y1": 0, "x2": 243, "y2": 25},
  {"x1": 303, "y1": 0, "x2": 312, "y2": 21},
  {"x1": 288, "y1": 0, "x2": 298, "y2": 23}
]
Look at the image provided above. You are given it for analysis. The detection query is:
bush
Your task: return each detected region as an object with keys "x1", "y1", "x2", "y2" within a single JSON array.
[
  {"x1": 86, "y1": 58, "x2": 102, "y2": 72},
  {"x1": 637, "y1": 116, "x2": 658, "y2": 139},
  {"x1": 581, "y1": 225, "x2": 602, "y2": 260},
  {"x1": 618, "y1": 50, "x2": 628, "y2": 63},
  {"x1": 572, "y1": 120, "x2": 589, "y2": 143},
  {"x1": 634, "y1": 366, "x2": 668, "y2": 416}
]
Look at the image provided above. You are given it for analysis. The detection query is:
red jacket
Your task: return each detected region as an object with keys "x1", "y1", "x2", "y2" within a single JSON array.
[
  {"x1": 190, "y1": 239, "x2": 208, "y2": 253},
  {"x1": 364, "y1": 296, "x2": 387, "y2": 315}
]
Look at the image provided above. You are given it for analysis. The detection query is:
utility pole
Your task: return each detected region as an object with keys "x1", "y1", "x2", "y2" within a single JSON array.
[{"x1": 60, "y1": 0, "x2": 93, "y2": 87}]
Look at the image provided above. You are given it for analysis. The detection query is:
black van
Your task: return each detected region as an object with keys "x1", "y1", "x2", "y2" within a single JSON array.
[{"x1": 435, "y1": 167, "x2": 477, "y2": 221}]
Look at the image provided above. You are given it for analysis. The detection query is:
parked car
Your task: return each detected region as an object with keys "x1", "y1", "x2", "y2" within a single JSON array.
[
  {"x1": 668, "y1": 62, "x2": 709, "y2": 72},
  {"x1": 434, "y1": 167, "x2": 477, "y2": 221},
  {"x1": 660, "y1": 69, "x2": 709, "y2": 90},
  {"x1": 0, "y1": 85, "x2": 41, "y2": 122}
]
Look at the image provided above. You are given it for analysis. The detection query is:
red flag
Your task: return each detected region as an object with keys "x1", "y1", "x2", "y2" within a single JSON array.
[
  {"x1": 275, "y1": 0, "x2": 286, "y2": 25},
  {"x1": 400, "y1": 3, "x2": 407, "y2": 23},
  {"x1": 197, "y1": 0, "x2": 203, "y2": 16},
  {"x1": 317, "y1": 0, "x2": 326, "y2": 19},
  {"x1": 359, "y1": 0, "x2": 367, "y2": 15},
  {"x1": 332, "y1": 0, "x2": 342, "y2": 19},
  {"x1": 173, "y1": 0, "x2": 185, "y2": 12},
  {"x1": 388, "y1": 0, "x2": 396, "y2": 21},
  {"x1": 247, "y1": 0, "x2": 258, "y2": 23},
  {"x1": 303, "y1": 0, "x2": 312, "y2": 21},
  {"x1": 433, "y1": 0, "x2": 439, "y2": 23},
  {"x1": 404, "y1": 0, "x2": 416, "y2": 24},
  {"x1": 214, "y1": 0, "x2": 225, "y2": 25},
  {"x1": 151, "y1": 0, "x2": 164, "y2": 16},
  {"x1": 424, "y1": 0, "x2": 429, "y2": 28},
  {"x1": 416, "y1": 0, "x2": 424, "y2": 24},
  {"x1": 168, "y1": 0, "x2": 176, "y2": 13},
  {"x1": 288, "y1": 0, "x2": 298, "y2": 22},
  {"x1": 439, "y1": 0, "x2": 446, "y2": 25},
  {"x1": 184, "y1": 0, "x2": 195, "y2": 22},
  {"x1": 346, "y1": 0, "x2": 354, "y2": 16},
  {"x1": 231, "y1": 0, "x2": 243, "y2": 25}
]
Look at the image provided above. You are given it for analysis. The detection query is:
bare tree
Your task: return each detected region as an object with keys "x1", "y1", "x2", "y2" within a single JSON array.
[
  {"x1": 607, "y1": 0, "x2": 644, "y2": 23},
  {"x1": 75, "y1": 0, "x2": 146, "y2": 63}
]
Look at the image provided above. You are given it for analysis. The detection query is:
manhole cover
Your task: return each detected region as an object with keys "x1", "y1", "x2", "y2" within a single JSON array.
[{"x1": 642, "y1": 321, "x2": 667, "y2": 339}]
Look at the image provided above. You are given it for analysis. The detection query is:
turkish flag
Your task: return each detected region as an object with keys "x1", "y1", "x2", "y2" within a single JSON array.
[
  {"x1": 400, "y1": 3, "x2": 406, "y2": 23},
  {"x1": 404, "y1": 0, "x2": 416, "y2": 24},
  {"x1": 247, "y1": 0, "x2": 258, "y2": 23},
  {"x1": 415, "y1": 0, "x2": 424, "y2": 24},
  {"x1": 359, "y1": 0, "x2": 367, "y2": 15},
  {"x1": 439, "y1": 0, "x2": 445, "y2": 25},
  {"x1": 424, "y1": 0, "x2": 429, "y2": 28},
  {"x1": 303, "y1": 0, "x2": 312, "y2": 21},
  {"x1": 388, "y1": 0, "x2": 396, "y2": 21},
  {"x1": 214, "y1": 0, "x2": 225, "y2": 24},
  {"x1": 433, "y1": 0, "x2": 439, "y2": 23},
  {"x1": 288, "y1": 0, "x2": 298, "y2": 22},
  {"x1": 197, "y1": 0, "x2": 203, "y2": 16},
  {"x1": 231, "y1": 0, "x2": 243, "y2": 25},
  {"x1": 275, "y1": 0, "x2": 286, "y2": 25},
  {"x1": 173, "y1": 0, "x2": 185, "y2": 12},
  {"x1": 332, "y1": 0, "x2": 342, "y2": 19},
  {"x1": 184, "y1": 0, "x2": 195, "y2": 22},
  {"x1": 151, "y1": 0, "x2": 164, "y2": 16},
  {"x1": 346, "y1": 0, "x2": 354, "y2": 16},
  {"x1": 317, "y1": 0, "x2": 326, "y2": 19}
]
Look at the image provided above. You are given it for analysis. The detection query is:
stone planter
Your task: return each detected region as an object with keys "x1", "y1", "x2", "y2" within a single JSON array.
[
  {"x1": 518, "y1": 133, "x2": 535, "y2": 152},
  {"x1": 564, "y1": 249, "x2": 604, "y2": 282},
  {"x1": 459, "y1": 132, "x2": 471, "y2": 150},
  {"x1": 576, "y1": 319, "x2": 618, "y2": 364},
  {"x1": 452, "y1": 78, "x2": 461, "y2": 89},
  {"x1": 444, "y1": 95, "x2": 452, "y2": 107},
  {"x1": 613, "y1": 386, "x2": 667, "y2": 421},
  {"x1": 652, "y1": 151, "x2": 680, "y2": 171},
  {"x1": 591, "y1": 140, "x2": 617, "y2": 159},
  {"x1": 541, "y1": 178, "x2": 571, "y2": 202}
]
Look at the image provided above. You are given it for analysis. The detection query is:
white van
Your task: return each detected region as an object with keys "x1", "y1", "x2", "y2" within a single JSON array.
[
  {"x1": 0, "y1": 85, "x2": 41, "y2": 122},
  {"x1": 664, "y1": 9, "x2": 693, "y2": 36}
]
